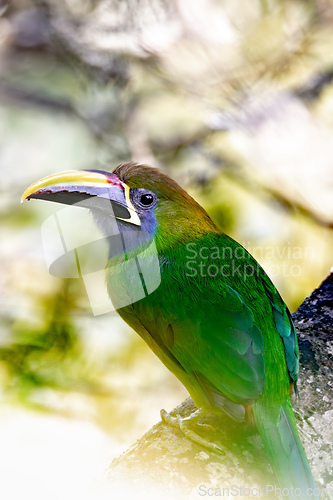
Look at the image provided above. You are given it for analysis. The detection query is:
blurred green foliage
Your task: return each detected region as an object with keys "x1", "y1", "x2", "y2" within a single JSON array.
[{"x1": 1, "y1": 280, "x2": 90, "y2": 402}]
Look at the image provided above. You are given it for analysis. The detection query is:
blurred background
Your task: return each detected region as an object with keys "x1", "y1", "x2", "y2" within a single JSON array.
[{"x1": 1, "y1": 0, "x2": 333, "y2": 498}]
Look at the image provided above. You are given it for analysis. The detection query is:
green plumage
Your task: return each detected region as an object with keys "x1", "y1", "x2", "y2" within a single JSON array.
[{"x1": 105, "y1": 163, "x2": 317, "y2": 499}]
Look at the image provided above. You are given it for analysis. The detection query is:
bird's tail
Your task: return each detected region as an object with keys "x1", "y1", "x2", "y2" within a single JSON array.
[{"x1": 253, "y1": 400, "x2": 319, "y2": 499}]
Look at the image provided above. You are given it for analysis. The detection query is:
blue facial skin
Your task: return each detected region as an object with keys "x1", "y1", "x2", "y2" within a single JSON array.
[
  {"x1": 91, "y1": 187, "x2": 159, "y2": 259},
  {"x1": 112, "y1": 207, "x2": 158, "y2": 259}
]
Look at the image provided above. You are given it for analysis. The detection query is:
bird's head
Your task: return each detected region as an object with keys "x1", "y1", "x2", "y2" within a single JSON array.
[{"x1": 22, "y1": 162, "x2": 218, "y2": 253}]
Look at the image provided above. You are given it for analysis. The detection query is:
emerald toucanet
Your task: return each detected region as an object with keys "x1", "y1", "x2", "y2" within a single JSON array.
[{"x1": 22, "y1": 162, "x2": 318, "y2": 498}]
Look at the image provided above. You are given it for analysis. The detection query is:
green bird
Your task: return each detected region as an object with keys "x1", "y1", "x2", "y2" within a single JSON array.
[{"x1": 22, "y1": 162, "x2": 318, "y2": 499}]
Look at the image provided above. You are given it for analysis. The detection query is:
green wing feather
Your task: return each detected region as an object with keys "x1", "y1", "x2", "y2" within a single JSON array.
[
  {"x1": 169, "y1": 286, "x2": 266, "y2": 404},
  {"x1": 262, "y1": 279, "x2": 299, "y2": 384}
]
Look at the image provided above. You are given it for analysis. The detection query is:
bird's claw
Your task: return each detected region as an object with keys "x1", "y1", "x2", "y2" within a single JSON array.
[{"x1": 160, "y1": 408, "x2": 225, "y2": 456}]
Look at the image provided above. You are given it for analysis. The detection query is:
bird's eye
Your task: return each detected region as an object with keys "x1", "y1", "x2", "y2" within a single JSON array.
[
  {"x1": 140, "y1": 193, "x2": 154, "y2": 206},
  {"x1": 131, "y1": 188, "x2": 157, "y2": 210}
]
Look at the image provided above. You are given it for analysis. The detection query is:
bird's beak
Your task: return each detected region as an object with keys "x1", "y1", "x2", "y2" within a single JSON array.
[{"x1": 21, "y1": 169, "x2": 141, "y2": 226}]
